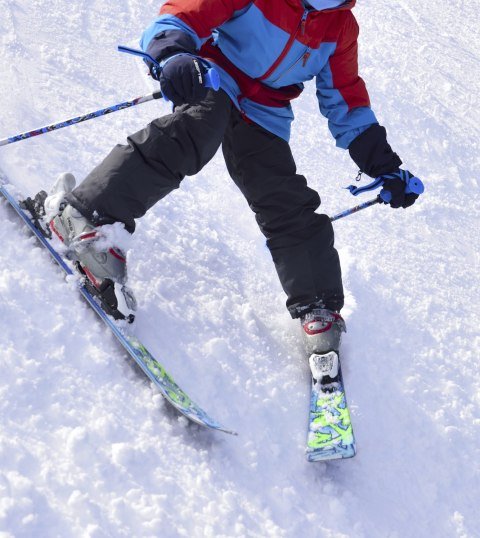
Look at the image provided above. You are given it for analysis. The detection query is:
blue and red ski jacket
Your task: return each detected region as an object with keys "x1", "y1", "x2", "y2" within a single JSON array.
[{"x1": 141, "y1": 0, "x2": 378, "y2": 148}]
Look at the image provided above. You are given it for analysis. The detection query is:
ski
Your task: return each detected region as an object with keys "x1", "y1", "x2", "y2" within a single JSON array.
[
  {"x1": 0, "y1": 174, "x2": 236, "y2": 435},
  {"x1": 306, "y1": 351, "x2": 356, "y2": 461}
]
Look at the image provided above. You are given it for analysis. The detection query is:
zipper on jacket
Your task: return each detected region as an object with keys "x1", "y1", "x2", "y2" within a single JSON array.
[
  {"x1": 270, "y1": 46, "x2": 311, "y2": 84},
  {"x1": 302, "y1": 50, "x2": 311, "y2": 67},
  {"x1": 259, "y1": 9, "x2": 309, "y2": 82},
  {"x1": 300, "y1": 9, "x2": 308, "y2": 35}
]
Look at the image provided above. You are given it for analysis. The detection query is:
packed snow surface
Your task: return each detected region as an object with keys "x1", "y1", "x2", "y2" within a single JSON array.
[{"x1": 0, "y1": 1, "x2": 479, "y2": 536}]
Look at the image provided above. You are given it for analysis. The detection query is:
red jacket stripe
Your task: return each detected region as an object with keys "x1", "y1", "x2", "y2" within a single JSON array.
[{"x1": 160, "y1": 0, "x2": 253, "y2": 39}]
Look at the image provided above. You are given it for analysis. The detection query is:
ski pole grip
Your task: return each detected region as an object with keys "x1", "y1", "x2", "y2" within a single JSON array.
[
  {"x1": 118, "y1": 45, "x2": 220, "y2": 90},
  {"x1": 380, "y1": 176, "x2": 425, "y2": 203},
  {"x1": 204, "y1": 68, "x2": 220, "y2": 91},
  {"x1": 405, "y1": 176, "x2": 424, "y2": 195}
]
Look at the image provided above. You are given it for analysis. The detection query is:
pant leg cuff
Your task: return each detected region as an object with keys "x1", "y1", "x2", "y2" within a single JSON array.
[{"x1": 287, "y1": 293, "x2": 344, "y2": 319}]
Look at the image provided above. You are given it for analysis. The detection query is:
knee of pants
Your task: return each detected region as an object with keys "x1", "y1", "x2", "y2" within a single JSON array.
[
  {"x1": 265, "y1": 213, "x2": 334, "y2": 251},
  {"x1": 148, "y1": 91, "x2": 232, "y2": 178},
  {"x1": 139, "y1": 117, "x2": 222, "y2": 179},
  {"x1": 253, "y1": 195, "x2": 325, "y2": 243}
]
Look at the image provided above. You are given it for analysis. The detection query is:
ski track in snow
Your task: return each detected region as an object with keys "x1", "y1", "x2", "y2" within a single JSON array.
[{"x1": 0, "y1": 1, "x2": 479, "y2": 537}]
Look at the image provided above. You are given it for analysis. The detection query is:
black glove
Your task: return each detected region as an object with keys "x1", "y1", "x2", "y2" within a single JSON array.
[
  {"x1": 144, "y1": 29, "x2": 197, "y2": 79},
  {"x1": 380, "y1": 170, "x2": 419, "y2": 208},
  {"x1": 159, "y1": 55, "x2": 209, "y2": 106}
]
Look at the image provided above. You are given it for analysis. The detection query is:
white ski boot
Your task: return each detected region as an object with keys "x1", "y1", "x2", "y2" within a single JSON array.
[
  {"x1": 301, "y1": 307, "x2": 346, "y2": 383},
  {"x1": 47, "y1": 173, "x2": 137, "y2": 322}
]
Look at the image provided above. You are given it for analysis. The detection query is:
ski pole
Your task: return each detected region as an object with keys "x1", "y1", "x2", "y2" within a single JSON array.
[
  {"x1": 331, "y1": 175, "x2": 425, "y2": 222},
  {"x1": 0, "y1": 45, "x2": 221, "y2": 148},
  {"x1": 330, "y1": 197, "x2": 381, "y2": 222},
  {"x1": 0, "y1": 91, "x2": 163, "y2": 147}
]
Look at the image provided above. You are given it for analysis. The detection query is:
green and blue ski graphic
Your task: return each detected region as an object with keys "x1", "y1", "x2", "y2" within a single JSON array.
[{"x1": 306, "y1": 351, "x2": 355, "y2": 461}]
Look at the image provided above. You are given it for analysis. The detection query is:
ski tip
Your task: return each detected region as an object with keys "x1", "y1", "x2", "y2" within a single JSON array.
[
  {"x1": 200, "y1": 420, "x2": 238, "y2": 436},
  {"x1": 179, "y1": 411, "x2": 238, "y2": 436},
  {"x1": 221, "y1": 428, "x2": 239, "y2": 436}
]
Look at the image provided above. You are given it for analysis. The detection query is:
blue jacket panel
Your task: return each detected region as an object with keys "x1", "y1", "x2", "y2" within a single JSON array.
[{"x1": 141, "y1": 0, "x2": 377, "y2": 147}]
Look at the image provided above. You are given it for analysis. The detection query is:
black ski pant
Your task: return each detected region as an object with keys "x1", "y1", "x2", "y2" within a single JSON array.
[{"x1": 67, "y1": 90, "x2": 344, "y2": 317}]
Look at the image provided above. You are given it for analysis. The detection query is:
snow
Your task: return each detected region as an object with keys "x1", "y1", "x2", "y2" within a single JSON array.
[{"x1": 0, "y1": 0, "x2": 479, "y2": 536}]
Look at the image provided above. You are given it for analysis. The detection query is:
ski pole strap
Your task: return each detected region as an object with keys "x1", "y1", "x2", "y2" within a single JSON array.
[
  {"x1": 117, "y1": 45, "x2": 221, "y2": 91},
  {"x1": 346, "y1": 170, "x2": 425, "y2": 202},
  {"x1": 331, "y1": 171, "x2": 425, "y2": 222},
  {"x1": 346, "y1": 176, "x2": 384, "y2": 197}
]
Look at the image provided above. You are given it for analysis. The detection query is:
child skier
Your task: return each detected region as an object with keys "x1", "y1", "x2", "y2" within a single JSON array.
[{"x1": 49, "y1": 0, "x2": 419, "y2": 355}]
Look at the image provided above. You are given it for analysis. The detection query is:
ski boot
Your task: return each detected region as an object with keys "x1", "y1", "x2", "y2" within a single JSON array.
[
  {"x1": 301, "y1": 307, "x2": 346, "y2": 386},
  {"x1": 45, "y1": 173, "x2": 137, "y2": 322}
]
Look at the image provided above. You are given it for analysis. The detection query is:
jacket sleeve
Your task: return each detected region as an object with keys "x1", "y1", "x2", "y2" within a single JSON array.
[
  {"x1": 315, "y1": 12, "x2": 378, "y2": 150},
  {"x1": 140, "y1": 0, "x2": 252, "y2": 59},
  {"x1": 348, "y1": 124, "x2": 402, "y2": 177}
]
